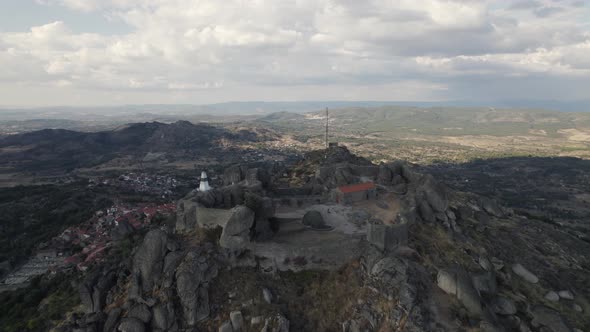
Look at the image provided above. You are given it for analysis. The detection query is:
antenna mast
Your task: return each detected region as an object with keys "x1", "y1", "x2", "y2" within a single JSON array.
[{"x1": 325, "y1": 107, "x2": 329, "y2": 149}]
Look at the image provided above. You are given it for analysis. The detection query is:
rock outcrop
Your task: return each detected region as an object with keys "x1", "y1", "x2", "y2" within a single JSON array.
[
  {"x1": 302, "y1": 210, "x2": 329, "y2": 229},
  {"x1": 437, "y1": 269, "x2": 483, "y2": 317},
  {"x1": 176, "y1": 250, "x2": 217, "y2": 326},
  {"x1": 132, "y1": 229, "x2": 169, "y2": 292},
  {"x1": 79, "y1": 268, "x2": 117, "y2": 314},
  {"x1": 219, "y1": 206, "x2": 255, "y2": 250}
]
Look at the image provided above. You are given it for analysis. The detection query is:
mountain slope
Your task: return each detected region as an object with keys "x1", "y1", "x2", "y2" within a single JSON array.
[{"x1": 0, "y1": 121, "x2": 260, "y2": 172}]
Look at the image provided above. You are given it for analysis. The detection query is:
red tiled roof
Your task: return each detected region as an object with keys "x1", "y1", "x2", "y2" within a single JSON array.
[{"x1": 337, "y1": 182, "x2": 375, "y2": 194}]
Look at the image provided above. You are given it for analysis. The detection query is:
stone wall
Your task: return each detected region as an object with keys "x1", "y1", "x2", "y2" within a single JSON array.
[
  {"x1": 367, "y1": 222, "x2": 408, "y2": 252},
  {"x1": 196, "y1": 207, "x2": 233, "y2": 229}
]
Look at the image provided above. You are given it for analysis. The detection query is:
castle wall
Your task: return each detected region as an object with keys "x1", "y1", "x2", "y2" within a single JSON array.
[
  {"x1": 367, "y1": 222, "x2": 408, "y2": 252},
  {"x1": 196, "y1": 206, "x2": 233, "y2": 229}
]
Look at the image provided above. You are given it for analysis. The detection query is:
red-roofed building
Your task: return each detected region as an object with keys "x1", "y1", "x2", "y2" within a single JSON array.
[{"x1": 334, "y1": 182, "x2": 377, "y2": 204}]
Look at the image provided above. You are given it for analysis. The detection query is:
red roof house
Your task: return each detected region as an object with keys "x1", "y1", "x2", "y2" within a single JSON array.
[{"x1": 334, "y1": 182, "x2": 377, "y2": 204}]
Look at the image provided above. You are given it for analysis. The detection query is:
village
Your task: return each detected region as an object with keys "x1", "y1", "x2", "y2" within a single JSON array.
[
  {"x1": 0, "y1": 201, "x2": 176, "y2": 291},
  {"x1": 88, "y1": 172, "x2": 184, "y2": 198}
]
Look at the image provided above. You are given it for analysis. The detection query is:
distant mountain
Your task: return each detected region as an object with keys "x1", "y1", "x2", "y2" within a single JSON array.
[
  {"x1": 2, "y1": 100, "x2": 590, "y2": 123},
  {"x1": 257, "y1": 111, "x2": 306, "y2": 122},
  {"x1": 0, "y1": 121, "x2": 263, "y2": 173},
  {"x1": 258, "y1": 106, "x2": 590, "y2": 137}
]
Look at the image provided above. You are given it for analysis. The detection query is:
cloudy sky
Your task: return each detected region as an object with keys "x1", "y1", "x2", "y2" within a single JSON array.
[{"x1": 1, "y1": 0, "x2": 589, "y2": 106}]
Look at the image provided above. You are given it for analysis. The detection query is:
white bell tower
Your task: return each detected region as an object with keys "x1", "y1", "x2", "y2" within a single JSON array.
[{"x1": 199, "y1": 171, "x2": 211, "y2": 192}]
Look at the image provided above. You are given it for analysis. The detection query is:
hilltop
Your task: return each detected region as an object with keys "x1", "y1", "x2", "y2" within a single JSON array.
[{"x1": 0, "y1": 121, "x2": 272, "y2": 175}]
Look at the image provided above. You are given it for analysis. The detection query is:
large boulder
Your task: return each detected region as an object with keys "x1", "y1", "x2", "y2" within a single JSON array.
[
  {"x1": 418, "y1": 201, "x2": 436, "y2": 223},
  {"x1": 219, "y1": 206, "x2": 255, "y2": 250},
  {"x1": 176, "y1": 198, "x2": 199, "y2": 233},
  {"x1": 437, "y1": 269, "x2": 482, "y2": 317},
  {"x1": 230, "y1": 311, "x2": 244, "y2": 331},
  {"x1": 104, "y1": 308, "x2": 122, "y2": 332},
  {"x1": 129, "y1": 304, "x2": 152, "y2": 323},
  {"x1": 511, "y1": 263, "x2": 539, "y2": 283},
  {"x1": 245, "y1": 193, "x2": 275, "y2": 240},
  {"x1": 79, "y1": 269, "x2": 117, "y2": 314},
  {"x1": 118, "y1": 317, "x2": 145, "y2": 332},
  {"x1": 437, "y1": 269, "x2": 458, "y2": 296},
  {"x1": 302, "y1": 210, "x2": 329, "y2": 229},
  {"x1": 220, "y1": 185, "x2": 245, "y2": 208},
  {"x1": 151, "y1": 304, "x2": 169, "y2": 330},
  {"x1": 480, "y1": 197, "x2": 504, "y2": 218},
  {"x1": 133, "y1": 230, "x2": 169, "y2": 292},
  {"x1": 492, "y1": 296, "x2": 517, "y2": 315},
  {"x1": 112, "y1": 220, "x2": 134, "y2": 241},
  {"x1": 419, "y1": 175, "x2": 448, "y2": 213},
  {"x1": 530, "y1": 305, "x2": 572, "y2": 332}
]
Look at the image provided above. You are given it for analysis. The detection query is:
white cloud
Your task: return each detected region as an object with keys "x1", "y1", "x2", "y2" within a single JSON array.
[{"x1": 2, "y1": 0, "x2": 590, "y2": 106}]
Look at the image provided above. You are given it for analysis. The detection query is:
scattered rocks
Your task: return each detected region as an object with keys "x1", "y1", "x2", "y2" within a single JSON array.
[
  {"x1": 511, "y1": 263, "x2": 539, "y2": 283},
  {"x1": 492, "y1": 296, "x2": 517, "y2": 315},
  {"x1": 472, "y1": 272, "x2": 497, "y2": 295},
  {"x1": 261, "y1": 314, "x2": 289, "y2": 332},
  {"x1": 530, "y1": 305, "x2": 573, "y2": 332},
  {"x1": 480, "y1": 320, "x2": 503, "y2": 332},
  {"x1": 545, "y1": 291, "x2": 560, "y2": 302},
  {"x1": 251, "y1": 316, "x2": 264, "y2": 325},
  {"x1": 479, "y1": 256, "x2": 493, "y2": 271},
  {"x1": 573, "y1": 304, "x2": 582, "y2": 312},
  {"x1": 490, "y1": 257, "x2": 505, "y2": 271},
  {"x1": 370, "y1": 256, "x2": 407, "y2": 286},
  {"x1": 558, "y1": 290, "x2": 574, "y2": 300}
]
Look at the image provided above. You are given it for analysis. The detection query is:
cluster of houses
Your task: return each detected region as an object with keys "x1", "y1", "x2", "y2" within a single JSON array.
[
  {"x1": 57, "y1": 203, "x2": 176, "y2": 271},
  {"x1": 1, "y1": 202, "x2": 177, "y2": 289},
  {"x1": 88, "y1": 172, "x2": 182, "y2": 198}
]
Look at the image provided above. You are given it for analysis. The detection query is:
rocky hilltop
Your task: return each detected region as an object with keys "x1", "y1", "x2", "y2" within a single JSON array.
[{"x1": 11, "y1": 146, "x2": 588, "y2": 332}]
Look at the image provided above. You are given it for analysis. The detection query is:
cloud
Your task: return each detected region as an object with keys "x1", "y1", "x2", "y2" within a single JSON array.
[
  {"x1": 534, "y1": 6, "x2": 566, "y2": 17},
  {"x1": 1, "y1": 0, "x2": 590, "y2": 106},
  {"x1": 509, "y1": 1, "x2": 543, "y2": 10}
]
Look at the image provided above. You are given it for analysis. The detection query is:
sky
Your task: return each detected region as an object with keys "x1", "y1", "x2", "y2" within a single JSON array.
[{"x1": 0, "y1": 0, "x2": 589, "y2": 107}]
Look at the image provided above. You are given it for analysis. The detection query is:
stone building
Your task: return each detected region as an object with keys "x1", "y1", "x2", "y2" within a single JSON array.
[{"x1": 333, "y1": 182, "x2": 377, "y2": 204}]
